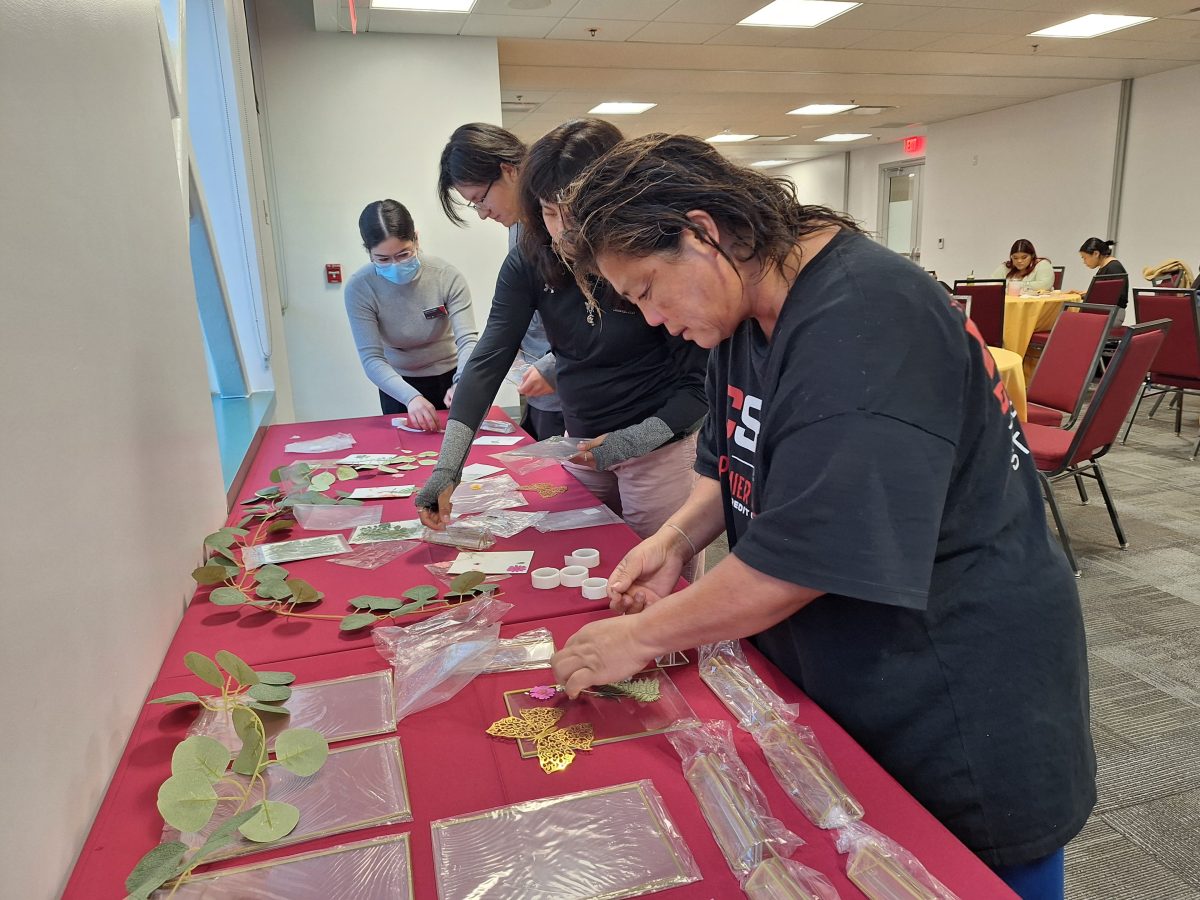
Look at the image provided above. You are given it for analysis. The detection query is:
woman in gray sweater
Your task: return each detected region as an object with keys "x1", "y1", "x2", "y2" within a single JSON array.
[{"x1": 343, "y1": 199, "x2": 477, "y2": 431}]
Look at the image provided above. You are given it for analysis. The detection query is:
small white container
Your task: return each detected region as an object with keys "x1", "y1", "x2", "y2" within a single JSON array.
[
  {"x1": 570, "y1": 547, "x2": 600, "y2": 569},
  {"x1": 531, "y1": 567, "x2": 561, "y2": 589},
  {"x1": 581, "y1": 577, "x2": 609, "y2": 600},
  {"x1": 559, "y1": 565, "x2": 588, "y2": 588}
]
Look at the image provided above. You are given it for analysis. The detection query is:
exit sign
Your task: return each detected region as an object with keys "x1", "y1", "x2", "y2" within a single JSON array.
[{"x1": 903, "y1": 135, "x2": 925, "y2": 155}]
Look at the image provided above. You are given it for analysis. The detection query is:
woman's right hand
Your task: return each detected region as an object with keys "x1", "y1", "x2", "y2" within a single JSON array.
[
  {"x1": 607, "y1": 531, "x2": 687, "y2": 614},
  {"x1": 406, "y1": 396, "x2": 441, "y2": 432},
  {"x1": 415, "y1": 471, "x2": 457, "y2": 529},
  {"x1": 517, "y1": 367, "x2": 554, "y2": 398}
]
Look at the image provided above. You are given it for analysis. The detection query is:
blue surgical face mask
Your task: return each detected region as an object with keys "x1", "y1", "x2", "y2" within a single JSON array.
[{"x1": 375, "y1": 255, "x2": 421, "y2": 285}]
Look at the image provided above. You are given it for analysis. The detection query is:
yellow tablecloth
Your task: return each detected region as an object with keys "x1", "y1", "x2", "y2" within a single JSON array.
[
  {"x1": 989, "y1": 346, "x2": 1028, "y2": 422},
  {"x1": 1003, "y1": 292, "x2": 1081, "y2": 357}
]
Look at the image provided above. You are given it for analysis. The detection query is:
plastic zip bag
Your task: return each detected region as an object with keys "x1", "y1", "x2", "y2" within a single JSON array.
[
  {"x1": 459, "y1": 509, "x2": 547, "y2": 539},
  {"x1": 452, "y1": 473, "x2": 520, "y2": 495},
  {"x1": 480, "y1": 419, "x2": 516, "y2": 434},
  {"x1": 292, "y1": 503, "x2": 382, "y2": 531},
  {"x1": 534, "y1": 505, "x2": 624, "y2": 532},
  {"x1": 835, "y1": 823, "x2": 961, "y2": 900},
  {"x1": 421, "y1": 524, "x2": 495, "y2": 550},
  {"x1": 326, "y1": 540, "x2": 418, "y2": 570},
  {"x1": 451, "y1": 492, "x2": 528, "y2": 516},
  {"x1": 501, "y1": 434, "x2": 593, "y2": 460},
  {"x1": 489, "y1": 449, "x2": 560, "y2": 476},
  {"x1": 667, "y1": 720, "x2": 803, "y2": 878},
  {"x1": 283, "y1": 433, "x2": 355, "y2": 453},
  {"x1": 480, "y1": 628, "x2": 555, "y2": 673},
  {"x1": 241, "y1": 535, "x2": 349, "y2": 569}
]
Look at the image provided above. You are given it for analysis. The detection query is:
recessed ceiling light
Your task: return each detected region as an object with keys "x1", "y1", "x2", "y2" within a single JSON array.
[
  {"x1": 1029, "y1": 14, "x2": 1153, "y2": 37},
  {"x1": 739, "y1": 0, "x2": 861, "y2": 29},
  {"x1": 371, "y1": 0, "x2": 476, "y2": 11},
  {"x1": 788, "y1": 104, "x2": 858, "y2": 115},
  {"x1": 751, "y1": 160, "x2": 792, "y2": 168},
  {"x1": 588, "y1": 102, "x2": 657, "y2": 115},
  {"x1": 707, "y1": 133, "x2": 759, "y2": 143},
  {"x1": 815, "y1": 133, "x2": 872, "y2": 142}
]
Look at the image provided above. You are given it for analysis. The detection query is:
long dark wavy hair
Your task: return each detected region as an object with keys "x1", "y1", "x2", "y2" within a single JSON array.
[
  {"x1": 518, "y1": 118, "x2": 623, "y2": 289},
  {"x1": 560, "y1": 134, "x2": 862, "y2": 293},
  {"x1": 437, "y1": 123, "x2": 526, "y2": 226},
  {"x1": 1003, "y1": 238, "x2": 1047, "y2": 278}
]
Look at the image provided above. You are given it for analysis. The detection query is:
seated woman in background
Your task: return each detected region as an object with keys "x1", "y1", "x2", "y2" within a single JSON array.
[
  {"x1": 992, "y1": 239, "x2": 1054, "y2": 292},
  {"x1": 1079, "y1": 237, "x2": 1129, "y2": 307},
  {"x1": 343, "y1": 199, "x2": 477, "y2": 431}
]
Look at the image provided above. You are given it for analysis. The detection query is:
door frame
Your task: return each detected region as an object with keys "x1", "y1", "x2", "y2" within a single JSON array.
[{"x1": 877, "y1": 159, "x2": 925, "y2": 263}]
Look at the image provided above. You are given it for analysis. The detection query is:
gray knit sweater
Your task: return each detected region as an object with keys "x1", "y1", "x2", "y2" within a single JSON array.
[{"x1": 343, "y1": 255, "x2": 478, "y2": 406}]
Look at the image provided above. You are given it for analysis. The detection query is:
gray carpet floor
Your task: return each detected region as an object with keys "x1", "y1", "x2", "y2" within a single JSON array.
[{"x1": 702, "y1": 390, "x2": 1200, "y2": 897}]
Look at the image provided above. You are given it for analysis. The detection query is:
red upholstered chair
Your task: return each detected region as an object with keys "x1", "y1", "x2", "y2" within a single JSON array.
[
  {"x1": 1024, "y1": 320, "x2": 1171, "y2": 575},
  {"x1": 1028, "y1": 274, "x2": 1128, "y2": 354},
  {"x1": 953, "y1": 279, "x2": 1005, "y2": 347},
  {"x1": 1052, "y1": 266, "x2": 1065, "y2": 290},
  {"x1": 1026, "y1": 303, "x2": 1119, "y2": 428},
  {"x1": 1121, "y1": 288, "x2": 1200, "y2": 458}
]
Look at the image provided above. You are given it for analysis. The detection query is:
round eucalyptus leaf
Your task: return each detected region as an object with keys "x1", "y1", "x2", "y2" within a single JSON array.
[
  {"x1": 403, "y1": 584, "x2": 440, "y2": 603},
  {"x1": 215, "y1": 650, "x2": 259, "y2": 687},
  {"x1": 237, "y1": 800, "x2": 301, "y2": 843},
  {"x1": 247, "y1": 700, "x2": 290, "y2": 715},
  {"x1": 191, "y1": 565, "x2": 230, "y2": 586},
  {"x1": 447, "y1": 571, "x2": 486, "y2": 595},
  {"x1": 254, "y1": 564, "x2": 289, "y2": 583},
  {"x1": 273, "y1": 728, "x2": 329, "y2": 777},
  {"x1": 247, "y1": 683, "x2": 291, "y2": 703},
  {"x1": 183, "y1": 652, "x2": 225, "y2": 689},
  {"x1": 170, "y1": 736, "x2": 230, "y2": 782},
  {"x1": 335, "y1": 465, "x2": 358, "y2": 481},
  {"x1": 156, "y1": 773, "x2": 220, "y2": 833},
  {"x1": 311, "y1": 472, "x2": 336, "y2": 492},
  {"x1": 255, "y1": 671, "x2": 295, "y2": 686},
  {"x1": 149, "y1": 691, "x2": 201, "y2": 706},
  {"x1": 340, "y1": 613, "x2": 378, "y2": 632},
  {"x1": 209, "y1": 587, "x2": 247, "y2": 607}
]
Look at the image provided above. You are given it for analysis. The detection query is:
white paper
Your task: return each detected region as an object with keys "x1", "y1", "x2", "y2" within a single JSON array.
[
  {"x1": 448, "y1": 550, "x2": 534, "y2": 574},
  {"x1": 349, "y1": 485, "x2": 416, "y2": 499},
  {"x1": 339, "y1": 453, "x2": 400, "y2": 466},
  {"x1": 390, "y1": 417, "x2": 425, "y2": 433},
  {"x1": 350, "y1": 520, "x2": 424, "y2": 544},
  {"x1": 461, "y1": 463, "x2": 504, "y2": 482},
  {"x1": 284, "y1": 433, "x2": 356, "y2": 454},
  {"x1": 472, "y1": 435, "x2": 524, "y2": 446}
]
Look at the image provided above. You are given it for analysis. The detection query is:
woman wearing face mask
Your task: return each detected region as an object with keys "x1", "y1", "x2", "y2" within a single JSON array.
[
  {"x1": 343, "y1": 199, "x2": 478, "y2": 431},
  {"x1": 418, "y1": 120, "x2": 709, "y2": 577},
  {"x1": 991, "y1": 238, "x2": 1054, "y2": 292}
]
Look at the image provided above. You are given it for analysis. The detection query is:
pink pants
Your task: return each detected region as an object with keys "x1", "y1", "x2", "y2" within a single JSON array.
[{"x1": 563, "y1": 433, "x2": 703, "y2": 582}]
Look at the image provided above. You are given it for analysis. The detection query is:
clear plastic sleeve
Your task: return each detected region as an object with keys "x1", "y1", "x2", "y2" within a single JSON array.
[
  {"x1": 668, "y1": 720, "x2": 804, "y2": 877},
  {"x1": 743, "y1": 857, "x2": 843, "y2": 900},
  {"x1": 750, "y1": 720, "x2": 864, "y2": 830},
  {"x1": 430, "y1": 780, "x2": 701, "y2": 900},
  {"x1": 480, "y1": 628, "x2": 556, "y2": 673},
  {"x1": 534, "y1": 505, "x2": 624, "y2": 533},
  {"x1": 459, "y1": 510, "x2": 547, "y2": 539},
  {"x1": 326, "y1": 540, "x2": 418, "y2": 570},
  {"x1": 240, "y1": 535, "x2": 350, "y2": 569},
  {"x1": 503, "y1": 350, "x2": 539, "y2": 387},
  {"x1": 167, "y1": 833, "x2": 413, "y2": 899},
  {"x1": 188, "y1": 671, "x2": 396, "y2": 750},
  {"x1": 835, "y1": 823, "x2": 961, "y2": 900},
  {"x1": 349, "y1": 520, "x2": 423, "y2": 544},
  {"x1": 450, "y1": 492, "x2": 528, "y2": 515},
  {"x1": 480, "y1": 419, "x2": 516, "y2": 434},
  {"x1": 292, "y1": 503, "x2": 382, "y2": 531},
  {"x1": 283, "y1": 433, "x2": 355, "y2": 454},
  {"x1": 424, "y1": 560, "x2": 511, "y2": 588},
  {"x1": 698, "y1": 640, "x2": 800, "y2": 729},
  {"x1": 371, "y1": 596, "x2": 512, "y2": 721},
  {"x1": 420, "y1": 524, "x2": 496, "y2": 550},
  {"x1": 167, "y1": 738, "x2": 412, "y2": 863},
  {"x1": 498, "y1": 434, "x2": 592, "y2": 461}
]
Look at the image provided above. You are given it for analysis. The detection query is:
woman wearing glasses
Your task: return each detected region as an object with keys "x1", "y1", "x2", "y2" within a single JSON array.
[
  {"x1": 344, "y1": 199, "x2": 478, "y2": 431},
  {"x1": 419, "y1": 120, "x2": 708, "y2": 578}
]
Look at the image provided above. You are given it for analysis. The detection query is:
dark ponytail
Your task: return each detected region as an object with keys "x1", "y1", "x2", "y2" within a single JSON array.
[
  {"x1": 1079, "y1": 237, "x2": 1114, "y2": 255},
  {"x1": 358, "y1": 200, "x2": 415, "y2": 250}
]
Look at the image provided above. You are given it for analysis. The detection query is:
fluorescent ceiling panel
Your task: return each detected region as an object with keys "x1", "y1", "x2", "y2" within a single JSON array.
[
  {"x1": 739, "y1": 0, "x2": 861, "y2": 29},
  {"x1": 788, "y1": 103, "x2": 858, "y2": 115},
  {"x1": 1029, "y1": 14, "x2": 1153, "y2": 37},
  {"x1": 751, "y1": 160, "x2": 792, "y2": 168},
  {"x1": 815, "y1": 133, "x2": 871, "y2": 142},
  {"x1": 707, "y1": 133, "x2": 759, "y2": 143},
  {"x1": 589, "y1": 102, "x2": 657, "y2": 114},
  {"x1": 371, "y1": 0, "x2": 476, "y2": 11}
]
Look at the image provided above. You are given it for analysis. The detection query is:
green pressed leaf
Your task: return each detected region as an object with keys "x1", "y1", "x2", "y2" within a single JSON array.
[
  {"x1": 238, "y1": 800, "x2": 301, "y2": 843},
  {"x1": 269, "y1": 466, "x2": 283, "y2": 483},
  {"x1": 231, "y1": 707, "x2": 258, "y2": 743},
  {"x1": 311, "y1": 472, "x2": 336, "y2": 492},
  {"x1": 247, "y1": 683, "x2": 291, "y2": 703},
  {"x1": 157, "y1": 773, "x2": 220, "y2": 832},
  {"x1": 150, "y1": 691, "x2": 202, "y2": 705},
  {"x1": 396, "y1": 464, "x2": 419, "y2": 471},
  {"x1": 203, "y1": 531, "x2": 235, "y2": 550},
  {"x1": 335, "y1": 465, "x2": 358, "y2": 481},
  {"x1": 224, "y1": 527, "x2": 250, "y2": 537},
  {"x1": 273, "y1": 728, "x2": 329, "y2": 777},
  {"x1": 212, "y1": 545, "x2": 240, "y2": 565},
  {"x1": 447, "y1": 571, "x2": 486, "y2": 595},
  {"x1": 340, "y1": 613, "x2": 378, "y2": 632},
  {"x1": 254, "y1": 564, "x2": 289, "y2": 583},
  {"x1": 215, "y1": 650, "x2": 259, "y2": 687},
  {"x1": 184, "y1": 652, "x2": 225, "y2": 689},
  {"x1": 255, "y1": 581, "x2": 293, "y2": 601},
  {"x1": 232, "y1": 726, "x2": 264, "y2": 777},
  {"x1": 256, "y1": 671, "x2": 295, "y2": 686},
  {"x1": 349, "y1": 595, "x2": 405, "y2": 611},
  {"x1": 171, "y1": 736, "x2": 230, "y2": 783},
  {"x1": 377, "y1": 465, "x2": 400, "y2": 475},
  {"x1": 247, "y1": 700, "x2": 290, "y2": 715},
  {"x1": 237, "y1": 515, "x2": 254, "y2": 528},
  {"x1": 191, "y1": 565, "x2": 230, "y2": 586},
  {"x1": 395, "y1": 456, "x2": 417, "y2": 463},
  {"x1": 403, "y1": 584, "x2": 440, "y2": 603},
  {"x1": 266, "y1": 518, "x2": 296, "y2": 533},
  {"x1": 255, "y1": 486, "x2": 282, "y2": 500},
  {"x1": 285, "y1": 578, "x2": 320, "y2": 604},
  {"x1": 193, "y1": 805, "x2": 262, "y2": 864},
  {"x1": 209, "y1": 587, "x2": 247, "y2": 607},
  {"x1": 594, "y1": 676, "x2": 662, "y2": 704},
  {"x1": 418, "y1": 459, "x2": 438, "y2": 466},
  {"x1": 124, "y1": 840, "x2": 189, "y2": 899}
]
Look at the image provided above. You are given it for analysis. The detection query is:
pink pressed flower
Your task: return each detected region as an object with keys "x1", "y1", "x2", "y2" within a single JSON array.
[
  {"x1": 507, "y1": 564, "x2": 527, "y2": 573},
  {"x1": 528, "y1": 685, "x2": 558, "y2": 701}
]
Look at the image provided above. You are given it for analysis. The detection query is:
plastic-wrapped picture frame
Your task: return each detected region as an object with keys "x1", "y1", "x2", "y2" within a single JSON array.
[
  {"x1": 751, "y1": 720, "x2": 863, "y2": 830},
  {"x1": 837, "y1": 823, "x2": 961, "y2": 900},
  {"x1": 168, "y1": 833, "x2": 413, "y2": 899},
  {"x1": 430, "y1": 780, "x2": 701, "y2": 900},
  {"x1": 743, "y1": 856, "x2": 843, "y2": 900}
]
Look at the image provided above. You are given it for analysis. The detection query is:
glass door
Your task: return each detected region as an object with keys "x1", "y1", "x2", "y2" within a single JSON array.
[{"x1": 878, "y1": 162, "x2": 924, "y2": 265}]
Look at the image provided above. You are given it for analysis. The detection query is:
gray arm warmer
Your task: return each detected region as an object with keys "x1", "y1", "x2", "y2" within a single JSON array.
[
  {"x1": 414, "y1": 419, "x2": 474, "y2": 511},
  {"x1": 589, "y1": 417, "x2": 675, "y2": 471}
]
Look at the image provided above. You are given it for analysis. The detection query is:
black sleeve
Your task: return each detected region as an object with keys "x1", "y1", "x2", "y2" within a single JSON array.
[
  {"x1": 446, "y1": 248, "x2": 537, "y2": 431},
  {"x1": 651, "y1": 334, "x2": 710, "y2": 435},
  {"x1": 694, "y1": 351, "x2": 721, "y2": 479},
  {"x1": 733, "y1": 411, "x2": 957, "y2": 610}
]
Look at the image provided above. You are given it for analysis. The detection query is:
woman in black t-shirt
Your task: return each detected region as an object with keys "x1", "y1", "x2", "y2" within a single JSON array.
[
  {"x1": 551, "y1": 134, "x2": 1094, "y2": 899},
  {"x1": 1079, "y1": 236, "x2": 1129, "y2": 307}
]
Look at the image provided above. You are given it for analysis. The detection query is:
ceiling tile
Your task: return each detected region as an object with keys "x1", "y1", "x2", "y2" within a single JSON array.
[
  {"x1": 775, "y1": 27, "x2": 882, "y2": 47},
  {"x1": 916, "y1": 31, "x2": 1019, "y2": 50},
  {"x1": 705, "y1": 24, "x2": 792, "y2": 46},
  {"x1": 834, "y1": 4, "x2": 944, "y2": 29},
  {"x1": 568, "y1": 0, "x2": 677, "y2": 21},
  {"x1": 366, "y1": 9, "x2": 468, "y2": 34},
  {"x1": 469, "y1": 0, "x2": 578, "y2": 15},
  {"x1": 460, "y1": 13, "x2": 556, "y2": 37},
  {"x1": 847, "y1": 29, "x2": 947, "y2": 48},
  {"x1": 543, "y1": 18, "x2": 646, "y2": 40},
  {"x1": 655, "y1": 0, "x2": 773, "y2": 26},
  {"x1": 628, "y1": 20, "x2": 728, "y2": 42},
  {"x1": 906, "y1": 7, "x2": 1063, "y2": 33}
]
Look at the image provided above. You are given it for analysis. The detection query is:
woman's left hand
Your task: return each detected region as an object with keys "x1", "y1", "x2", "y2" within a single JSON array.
[
  {"x1": 443, "y1": 385, "x2": 456, "y2": 406},
  {"x1": 569, "y1": 434, "x2": 608, "y2": 469}
]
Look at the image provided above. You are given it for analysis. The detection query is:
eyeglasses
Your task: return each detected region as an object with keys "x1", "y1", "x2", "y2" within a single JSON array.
[
  {"x1": 371, "y1": 247, "x2": 417, "y2": 264},
  {"x1": 465, "y1": 179, "x2": 497, "y2": 212}
]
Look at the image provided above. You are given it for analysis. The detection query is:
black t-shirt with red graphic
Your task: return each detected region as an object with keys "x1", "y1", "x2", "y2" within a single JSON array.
[{"x1": 695, "y1": 229, "x2": 1095, "y2": 868}]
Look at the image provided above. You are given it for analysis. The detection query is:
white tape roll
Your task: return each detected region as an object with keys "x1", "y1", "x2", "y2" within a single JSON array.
[
  {"x1": 563, "y1": 554, "x2": 575, "y2": 567},
  {"x1": 581, "y1": 577, "x2": 609, "y2": 600},
  {"x1": 531, "y1": 567, "x2": 561, "y2": 589},
  {"x1": 570, "y1": 547, "x2": 600, "y2": 569},
  {"x1": 559, "y1": 565, "x2": 588, "y2": 588}
]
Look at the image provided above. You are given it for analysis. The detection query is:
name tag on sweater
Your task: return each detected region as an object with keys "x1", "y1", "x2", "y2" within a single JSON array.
[{"x1": 423, "y1": 305, "x2": 448, "y2": 320}]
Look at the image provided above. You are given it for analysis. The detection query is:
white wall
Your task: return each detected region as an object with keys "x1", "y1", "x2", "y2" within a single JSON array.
[
  {"x1": 846, "y1": 140, "x2": 918, "y2": 236},
  {"x1": 252, "y1": 0, "x2": 512, "y2": 422},
  {"x1": 779, "y1": 154, "x2": 847, "y2": 213},
  {"x1": 0, "y1": 1, "x2": 227, "y2": 897},
  {"x1": 920, "y1": 82, "x2": 1121, "y2": 289},
  {"x1": 1117, "y1": 63, "x2": 1200, "y2": 295}
]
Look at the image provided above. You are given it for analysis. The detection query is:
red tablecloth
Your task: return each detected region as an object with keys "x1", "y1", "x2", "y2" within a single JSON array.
[
  {"x1": 66, "y1": 609, "x2": 1014, "y2": 899},
  {"x1": 158, "y1": 409, "x2": 637, "y2": 677}
]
